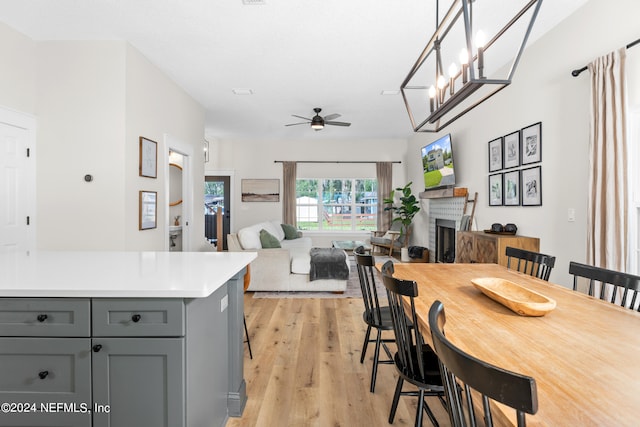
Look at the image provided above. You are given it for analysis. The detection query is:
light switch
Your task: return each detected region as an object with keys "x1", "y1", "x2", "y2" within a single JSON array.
[{"x1": 568, "y1": 208, "x2": 576, "y2": 222}]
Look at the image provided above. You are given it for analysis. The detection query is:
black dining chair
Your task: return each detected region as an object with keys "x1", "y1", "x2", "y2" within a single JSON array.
[
  {"x1": 505, "y1": 246, "x2": 556, "y2": 281},
  {"x1": 569, "y1": 261, "x2": 640, "y2": 311},
  {"x1": 428, "y1": 300, "x2": 539, "y2": 427},
  {"x1": 354, "y1": 246, "x2": 394, "y2": 393},
  {"x1": 381, "y1": 262, "x2": 446, "y2": 427}
]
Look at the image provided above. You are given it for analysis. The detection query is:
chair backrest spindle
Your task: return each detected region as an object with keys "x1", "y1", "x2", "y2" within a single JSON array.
[
  {"x1": 569, "y1": 261, "x2": 640, "y2": 311},
  {"x1": 506, "y1": 247, "x2": 556, "y2": 281},
  {"x1": 355, "y1": 246, "x2": 384, "y2": 325}
]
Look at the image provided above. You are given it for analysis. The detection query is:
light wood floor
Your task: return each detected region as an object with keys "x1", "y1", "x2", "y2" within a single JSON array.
[{"x1": 227, "y1": 294, "x2": 451, "y2": 427}]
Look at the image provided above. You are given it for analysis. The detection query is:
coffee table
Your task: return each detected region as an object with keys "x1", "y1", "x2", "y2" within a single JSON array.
[{"x1": 331, "y1": 240, "x2": 371, "y2": 253}]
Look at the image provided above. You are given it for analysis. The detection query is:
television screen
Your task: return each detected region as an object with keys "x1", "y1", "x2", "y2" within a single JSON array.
[{"x1": 421, "y1": 133, "x2": 455, "y2": 190}]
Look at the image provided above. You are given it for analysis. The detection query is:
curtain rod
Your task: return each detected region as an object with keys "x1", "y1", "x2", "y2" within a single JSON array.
[
  {"x1": 274, "y1": 160, "x2": 401, "y2": 164},
  {"x1": 571, "y1": 37, "x2": 640, "y2": 77}
]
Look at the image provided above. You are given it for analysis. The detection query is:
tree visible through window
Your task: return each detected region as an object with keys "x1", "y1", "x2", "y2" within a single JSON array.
[{"x1": 296, "y1": 178, "x2": 378, "y2": 231}]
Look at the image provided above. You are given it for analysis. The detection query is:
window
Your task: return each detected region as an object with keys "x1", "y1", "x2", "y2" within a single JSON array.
[{"x1": 296, "y1": 178, "x2": 378, "y2": 231}]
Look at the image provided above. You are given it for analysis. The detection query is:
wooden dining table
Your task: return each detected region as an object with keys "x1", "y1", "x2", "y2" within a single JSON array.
[{"x1": 380, "y1": 262, "x2": 640, "y2": 427}]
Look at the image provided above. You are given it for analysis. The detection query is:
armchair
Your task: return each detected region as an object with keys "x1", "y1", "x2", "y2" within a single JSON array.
[{"x1": 370, "y1": 222, "x2": 404, "y2": 255}]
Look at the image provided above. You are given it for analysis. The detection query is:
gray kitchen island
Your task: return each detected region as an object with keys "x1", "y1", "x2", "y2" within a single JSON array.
[{"x1": 0, "y1": 250, "x2": 256, "y2": 427}]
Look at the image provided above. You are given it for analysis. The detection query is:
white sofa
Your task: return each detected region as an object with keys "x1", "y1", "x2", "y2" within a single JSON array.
[{"x1": 227, "y1": 220, "x2": 348, "y2": 292}]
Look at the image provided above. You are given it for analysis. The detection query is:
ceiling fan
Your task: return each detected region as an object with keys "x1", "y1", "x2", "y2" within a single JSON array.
[{"x1": 285, "y1": 107, "x2": 351, "y2": 131}]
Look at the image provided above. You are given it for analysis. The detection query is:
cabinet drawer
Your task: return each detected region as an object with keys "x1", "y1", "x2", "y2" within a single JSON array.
[
  {"x1": 92, "y1": 299, "x2": 185, "y2": 337},
  {"x1": 0, "y1": 298, "x2": 90, "y2": 337},
  {"x1": 0, "y1": 338, "x2": 92, "y2": 427},
  {"x1": 0, "y1": 337, "x2": 91, "y2": 400}
]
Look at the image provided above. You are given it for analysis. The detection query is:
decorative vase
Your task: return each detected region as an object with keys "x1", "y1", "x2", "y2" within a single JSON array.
[{"x1": 401, "y1": 247, "x2": 410, "y2": 262}]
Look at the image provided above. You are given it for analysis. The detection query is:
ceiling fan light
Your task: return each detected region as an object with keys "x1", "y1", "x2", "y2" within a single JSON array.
[{"x1": 311, "y1": 116, "x2": 324, "y2": 129}]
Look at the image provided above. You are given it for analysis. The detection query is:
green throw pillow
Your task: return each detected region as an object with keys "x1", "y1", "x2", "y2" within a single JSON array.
[
  {"x1": 281, "y1": 223, "x2": 299, "y2": 240},
  {"x1": 259, "y1": 229, "x2": 281, "y2": 248}
]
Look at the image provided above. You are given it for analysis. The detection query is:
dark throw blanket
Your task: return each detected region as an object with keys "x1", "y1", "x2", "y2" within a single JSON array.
[{"x1": 309, "y1": 247, "x2": 349, "y2": 281}]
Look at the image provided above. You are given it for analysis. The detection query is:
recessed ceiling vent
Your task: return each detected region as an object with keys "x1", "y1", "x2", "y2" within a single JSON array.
[{"x1": 242, "y1": 0, "x2": 266, "y2": 5}]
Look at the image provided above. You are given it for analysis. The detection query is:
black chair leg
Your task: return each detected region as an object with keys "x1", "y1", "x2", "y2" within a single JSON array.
[
  {"x1": 370, "y1": 329, "x2": 383, "y2": 392},
  {"x1": 415, "y1": 389, "x2": 425, "y2": 427},
  {"x1": 422, "y1": 398, "x2": 440, "y2": 427},
  {"x1": 243, "y1": 315, "x2": 253, "y2": 360},
  {"x1": 360, "y1": 324, "x2": 372, "y2": 363},
  {"x1": 389, "y1": 377, "x2": 404, "y2": 423}
]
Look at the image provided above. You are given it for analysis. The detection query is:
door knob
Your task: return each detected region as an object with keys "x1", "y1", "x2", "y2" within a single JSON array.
[
  {"x1": 92, "y1": 344, "x2": 102, "y2": 352},
  {"x1": 131, "y1": 314, "x2": 141, "y2": 323},
  {"x1": 37, "y1": 314, "x2": 48, "y2": 322},
  {"x1": 38, "y1": 370, "x2": 49, "y2": 379}
]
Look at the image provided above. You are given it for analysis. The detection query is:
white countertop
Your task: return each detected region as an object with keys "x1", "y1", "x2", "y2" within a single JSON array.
[{"x1": 0, "y1": 251, "x2": 257, "y2": 298}]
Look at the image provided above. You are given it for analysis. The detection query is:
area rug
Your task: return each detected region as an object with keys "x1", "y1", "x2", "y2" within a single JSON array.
[{"x1": 252, "y1": 256, "x2": 396, "y2": 299}]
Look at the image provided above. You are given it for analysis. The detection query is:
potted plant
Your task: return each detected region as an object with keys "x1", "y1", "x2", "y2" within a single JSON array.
[{"x1": 383, "y1": 182, "x2": 421, "y2": 261}]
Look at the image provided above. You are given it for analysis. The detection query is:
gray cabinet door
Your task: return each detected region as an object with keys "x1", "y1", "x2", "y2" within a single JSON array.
[
  {"x1": 0, "y1": 337, "x2": 91, "y2": 427},
  {"x1": 91, "y1": 337, "x2": 185, "y2": 427}
]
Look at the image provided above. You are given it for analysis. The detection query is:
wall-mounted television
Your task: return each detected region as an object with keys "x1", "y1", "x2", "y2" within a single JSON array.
[{"x1": 421, "y1": 133, "x2": 456, "y2": 191}]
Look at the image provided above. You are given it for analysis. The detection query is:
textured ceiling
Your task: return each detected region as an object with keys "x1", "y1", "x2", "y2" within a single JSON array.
[{"x1": 0, "y1": 0, "x2": 587, "y2": 141}]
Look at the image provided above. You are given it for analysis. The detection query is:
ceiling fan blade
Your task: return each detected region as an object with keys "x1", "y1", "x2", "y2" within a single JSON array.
[
  {"x1": 323, "y1": 113, "x2": 341, "y2": 121},
  {"x1": 285, "y1": 122, "x2": 309, "y2": 127},
  {"x1": 291, "y1": 114, "x2": 312, "y2": 121},
  {"x1": 326, "y1": 121, "x2": 351, "y2": 127}
]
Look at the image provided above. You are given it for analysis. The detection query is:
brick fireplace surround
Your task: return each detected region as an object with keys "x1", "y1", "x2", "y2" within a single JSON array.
[{"x1": 427, "y1": 197, "x2": 467, "y2": 263}]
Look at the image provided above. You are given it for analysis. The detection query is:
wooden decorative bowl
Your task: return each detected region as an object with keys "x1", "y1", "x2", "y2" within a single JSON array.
[{"x1": 471, "y1": 277, "x2": 556, "y2": 316}]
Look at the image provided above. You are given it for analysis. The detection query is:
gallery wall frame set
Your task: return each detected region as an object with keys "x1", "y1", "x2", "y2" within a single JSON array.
[
  {"x1": 486, "y1": 122, "x2": 542, "y2": 206},
  {"x1": 488, "y1": 167, "x2": 542, "y2": 207}
]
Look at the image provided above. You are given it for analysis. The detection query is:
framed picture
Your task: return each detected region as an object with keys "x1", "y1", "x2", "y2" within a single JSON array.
[
  {"x1": 488, "y1": 137, "x2": 503, "y2": 172},
  {"x1": 503, "y1": 131, "x2": 520, "y2": 169},
  {"x1": 521, "y1": 166, "x2": 542, "y2": 206},
  {"x1": 489, "y1": 173, "x2": 503, "y2": 206},
  {"x1": 241, "y1": 179, "x2": 280, "y2": 202},
  {"x1": 503, "y1": 170, "x2": 520, "y2": 206},
  {"x1": 521, "y1": 122, "x2": 542, "y2": 165},
  {"x1": 139, "y1": 191, "x2": 157, "y2": 230},
  {"x1": 139, "y1": 137, "x2": 158, "y2": 178}
]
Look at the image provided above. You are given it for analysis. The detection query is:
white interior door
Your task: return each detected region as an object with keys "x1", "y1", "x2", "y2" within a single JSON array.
[{"x1": 0, "y1": 111, "x2": 35, "y2": 252}]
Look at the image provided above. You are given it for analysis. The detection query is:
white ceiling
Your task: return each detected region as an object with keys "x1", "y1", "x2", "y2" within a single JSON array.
[{"x1": 0, "y1": 0, "x2": 587, "y2": 141}]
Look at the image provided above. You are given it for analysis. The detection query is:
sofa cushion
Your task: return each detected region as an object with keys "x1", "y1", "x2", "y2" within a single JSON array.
[
  {"x1": 259, "y1": 229, "x2": 281, "y2": 248},
  {"x1": 267, "y1": 220, "x2": 286, "y2": 241},
  {"x1": 237, "y1": 223, "x2": 263, "y2": 249},
  {"x1": 291, "y1": 252, "x2": 311, "y2": 275},
  {"x1": 281, "y1": 223, "x2": 299, "y2": 240},
  {"x1": 280, "y1": 237, "x2": 313, "y2": 251}
]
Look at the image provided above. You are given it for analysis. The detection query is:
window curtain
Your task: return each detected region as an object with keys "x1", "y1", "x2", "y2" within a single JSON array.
[
  {"x1": 587, "y1": 48, "x2": 629, "y2": 271},
  {"x1": 376, "y1": 162, "x2": 393, "y2": 231},
  {"x1": 282, "y1": 161, "x2": 297, "y2": 226}
]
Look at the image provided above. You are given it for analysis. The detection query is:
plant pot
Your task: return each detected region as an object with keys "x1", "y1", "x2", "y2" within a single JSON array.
[{"x1": 401, "y1": 247, "x2": 410, "y2": 262}]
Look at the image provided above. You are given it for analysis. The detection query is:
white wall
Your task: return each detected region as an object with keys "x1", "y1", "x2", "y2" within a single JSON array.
[
  {"x1": 36, "y1": 41, "x2": 127, "y2": 250},
  {"x1": 0, "y1": 23, "x2": 206, "y2": 251},
  {"x1": 0, "y1": 22, "x2": 36, "y2": 114},
  {"x1": 124, "y1": 44, "x2": 205, "y2": 251},
  {"x1": 406, "y1": 0, "x2": 640, "y2": 287},
  {"x1": 213, "y1": 137, "x2": 408, "y2": 239}
]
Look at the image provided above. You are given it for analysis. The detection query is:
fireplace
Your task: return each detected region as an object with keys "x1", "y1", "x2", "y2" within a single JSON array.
[
  {"x1": 428, "y1": 196, "x2": 466, "y2": 263},
  {"x1": 436, "y1": 219, "x2": 456, "y2": 263}
]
